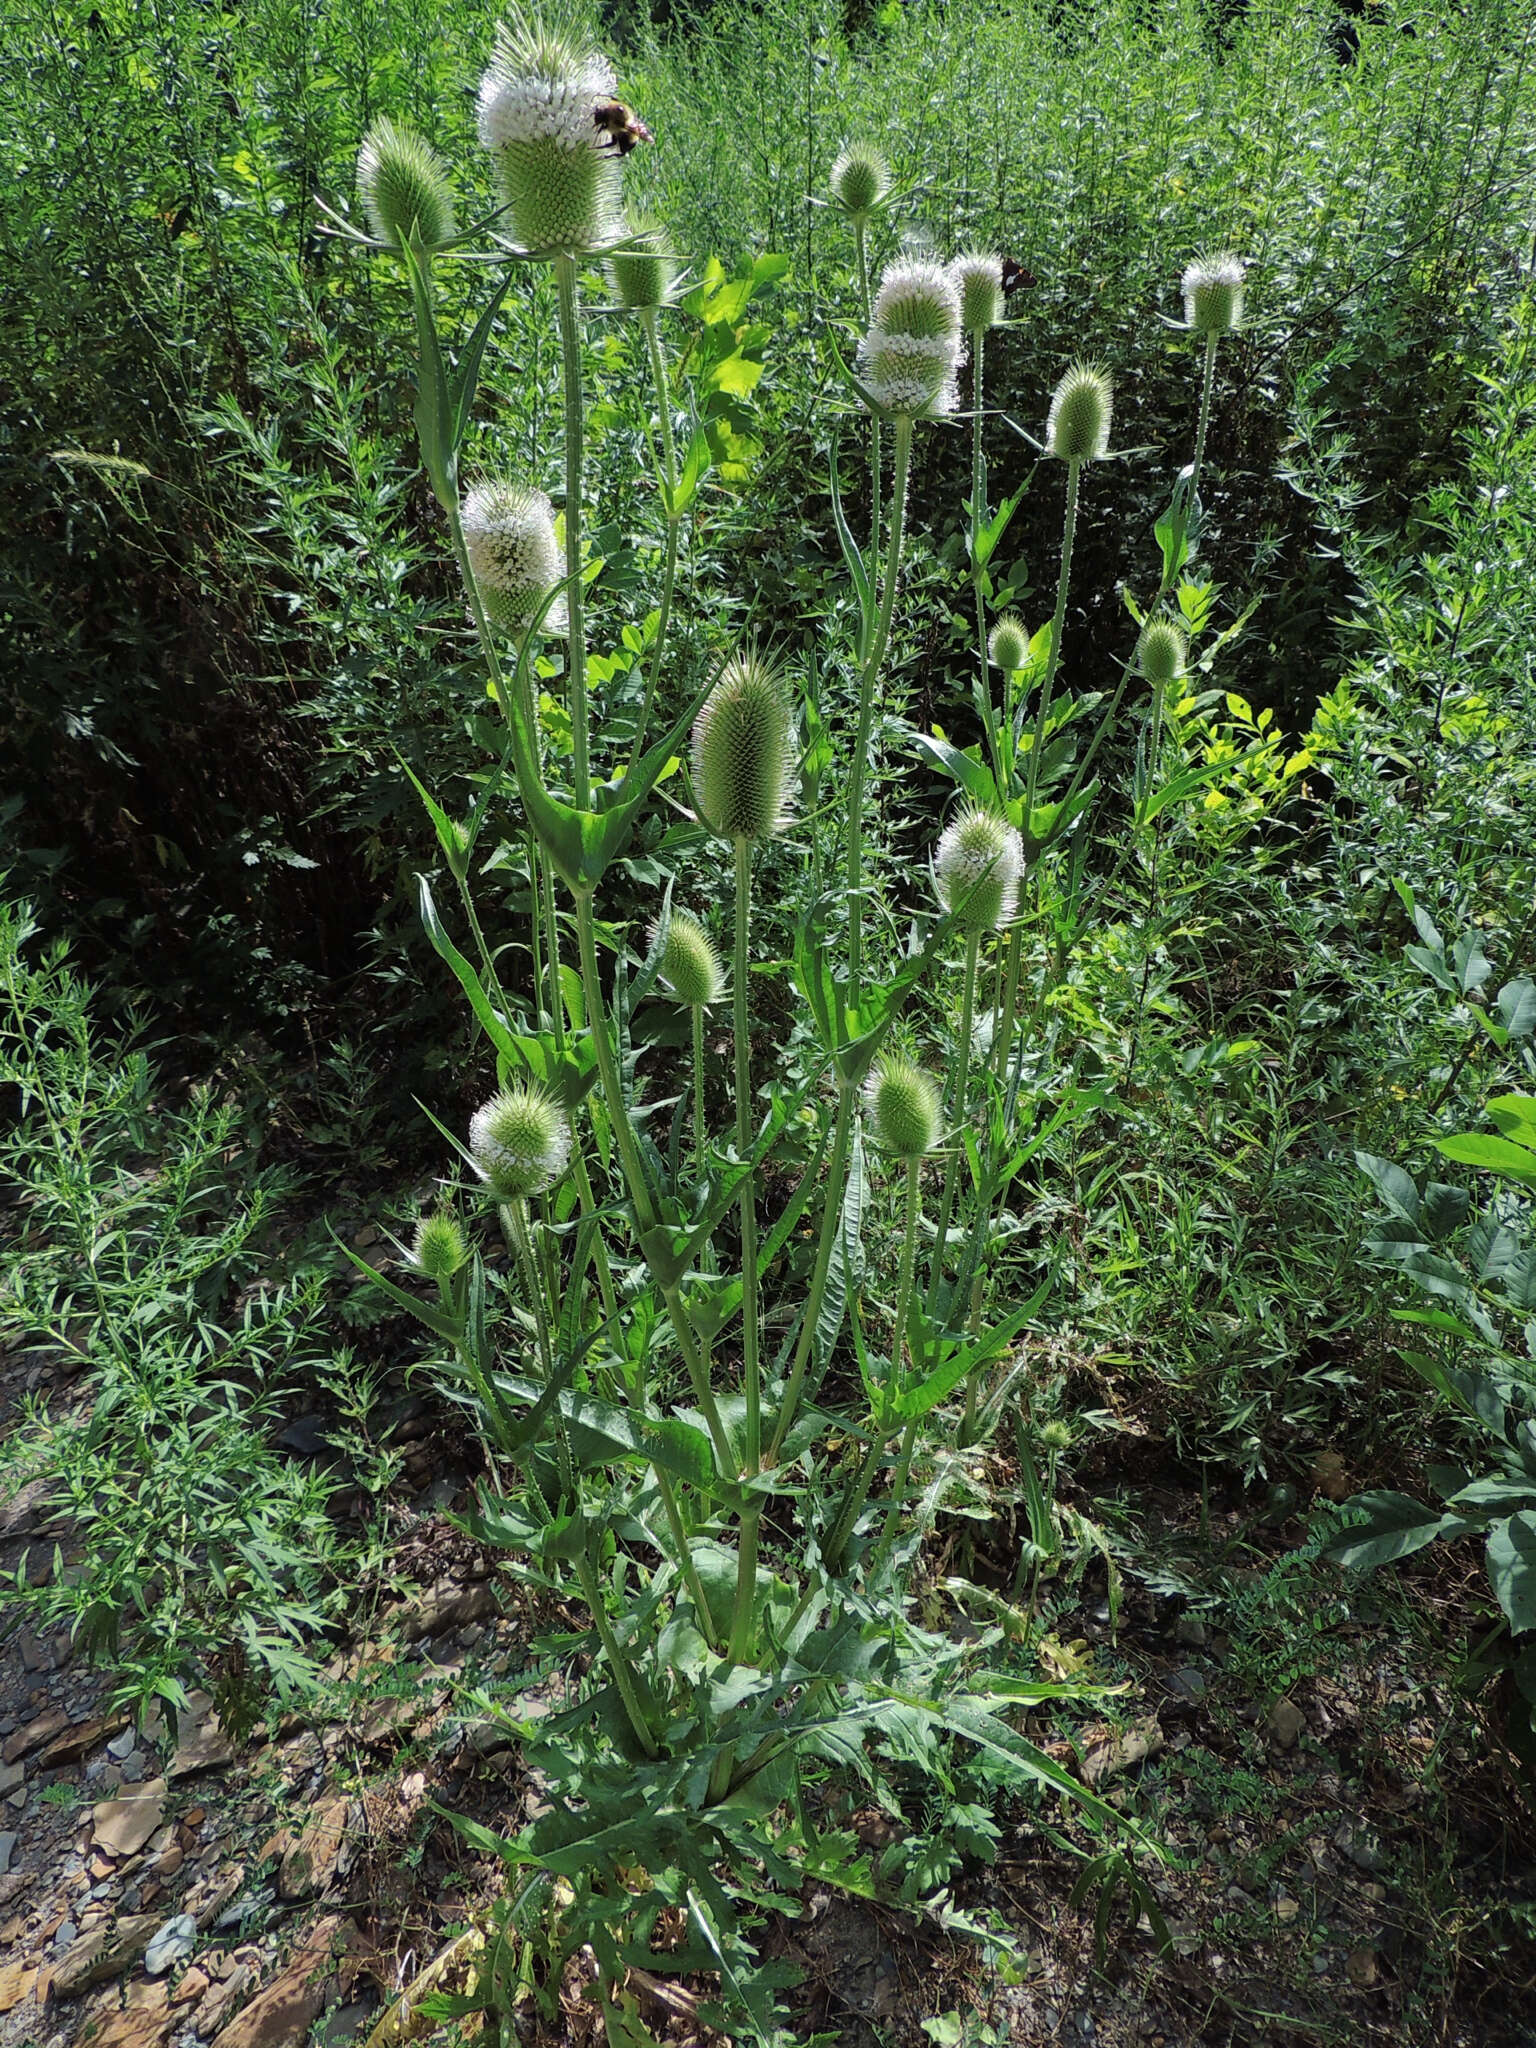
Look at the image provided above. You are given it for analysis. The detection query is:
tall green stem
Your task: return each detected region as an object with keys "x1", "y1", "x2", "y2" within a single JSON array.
[
  {"x1": 554, "y1": 253, "x2": 591, "y2": 806},
  {"x1": 1188, "y1": 332, "x2": 1219, "y2": 515},
  {"x1": 927, "y1": 930, "x2": 980, "y2": 1306},
  {"x1": 1023, "y1": 457, "x2": 1082, "y2": 825},
  {"x1": 855, "y1": 220, "x2": 881, "y2": 564},
  {"x1": 968, "y1": 328, "x2": 1003, "y2": 786},
  {"x1": 732, "y1": 839, "x2": 761, "y2": 1474},
  {"x1": 768, "y1": 1081, "x2": 854, "y2": 1460},
  {"x1": 634, "y1": 306, "x2": 681, "y2": 760},
  {"x1": 573, "y1": 1550, "x2": 658, "y2": 1759},
  {"x1": 847, "y1": 412, "x2": 913, "y2": 1002},
  {"x1": 690, "y1": 1005, "x2": 707, "y2": 1168}
]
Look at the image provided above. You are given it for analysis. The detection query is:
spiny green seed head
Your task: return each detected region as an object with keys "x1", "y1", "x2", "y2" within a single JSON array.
[
  {"x1": 988, "y1": 614, "x2": 1029, "y2": 672},
  {"x1": 411, "y1": 1209, "x2": 468, "y2": 1280},
  {"x1": 356, "y1": 117, "x2": 458, "y2": 250},
  {"x1": 692, "y1": 649, "x2": 796, "y2": 845},
  {"x1": 460, "y1": 479, "x2": 566, "y2": 636},
  {"x1": 934, "y1": 805, "x2": 1024, "y2": 933},
  {"x1": 863, "y1": 1056, "x2": 942, "y2": 1160},
  {"x1": 950, "y1": 251, "x2": 1005, "y2": 335},
  {"x1": 1137, "y1": 618, "x2": 1188, "y2": 687},
  {"x1": 1045, "y1": 360, "x2": 1113, "y2": 462},
  {"x1": 607, "y1": 221, "x2": 676, "y2": 311},
  {"x1": 1181, "y1": 251, "x2": 1246, "y2": 336},
  {"x1": 1040, "y1": 1418, "x2": 1073, "y2": 1451},
  {"x1": 829, "y1": 140, "x2": 890, "y2": 222},
  {"x1": 469, "y1": 1082, "x2": 571, "y2": 1201},
  {"x1": 651, "y1": 907, "x2": 722, "y2": 1007},
  {"x1": 476, "y1": 16, "x2": 625, "y2": 254},
  {"x1": 872, "y1": 259, "x2": 962, "y2": 343}
]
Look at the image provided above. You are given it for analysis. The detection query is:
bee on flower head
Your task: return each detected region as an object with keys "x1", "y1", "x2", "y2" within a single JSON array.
[{"x1": 592, "y1": 98, "x2": 652, "y2": 156}]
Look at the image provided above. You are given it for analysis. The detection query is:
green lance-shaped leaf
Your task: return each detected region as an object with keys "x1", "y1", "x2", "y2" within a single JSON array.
[{"x1": 1322, "y1": 1490, "x2": 1487, "y2": 1573}]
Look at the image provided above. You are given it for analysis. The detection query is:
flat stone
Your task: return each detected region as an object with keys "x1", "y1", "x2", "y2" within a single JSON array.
[
  {"x1": 394, "y1": 1579, "x2": 497, "y2": 1642},
  {"x1": 41, "y1": 1710, "x2": 132, "y2": 1768},
  {"x1": 1334, "y1": 1824, "x2": 1387, "y2": 1873},
  {"x1": 108, "y1": 1728, "x2": 139, "y2": 1761},
  {"x1": 1346, "y1": 1946, "x2": 1379, "y2": 1988},
  {"x1": 169, "y1": 1694, "x2": 235, "y2": 1780},
  {"x1": 0, "y1": 1762, "x2": 23, "y2": 1796},
  {"x1": 0, "y1": 1832, "x2": 16, "y2": 1875},
  {"x1": 93, "y1": 1778, "x2": 168, "y2": 1859},
  {"x1": 2, "y1": 1710, "x2": 69, "y2": 1765},
  {"x1": 173, "y1": 1966, "x2": 211, "y2": 2007},
  {"x1": 209, "y1": 1916, "x2": 352, "y2": 2048},
  {"x1": 0, "y1": 1960, "x2": 39, "y2": 2014},
  {"x1": 1174, "y1": 1615, "x2": 1208, "y2": 1648},
  {"x1": 145, "y1": 1913, "x2": 198, "y2": 1976},
  {"x1": 51, "y1": 1913, "x2": 162, "y2": 1999},
  {"x1": 193, "y1": 1963, "x2": 254, "y2": 2038},
  {"x1": 1267, "y1": 1698, "x2": 1306, "y2": 1751},
  {"x1": 88, "y1": 1977, "x2": 173, "y2": 2048},
  {"x1": 280, "y1": 1797, "x2": 350, "y2": 1900}
]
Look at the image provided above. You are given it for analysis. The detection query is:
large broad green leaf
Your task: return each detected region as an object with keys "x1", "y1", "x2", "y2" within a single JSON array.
[
  {"x1": 1323, "y1": 1490, "x2": 1473, "y2": 1571},
  {"x1": 1355, "y1": 1150, "x2": 1421, "y2": 1223},
  {"x1": 1487, "y1": 1511, "x2": 1536, "y2": 1634},
  {"x1": 1435, "y1": 1132, "x2": 1536, "y2": 1187},
  {"x1": 1487, "y1": 1094, "x2": 1536, "y2": 1145}
]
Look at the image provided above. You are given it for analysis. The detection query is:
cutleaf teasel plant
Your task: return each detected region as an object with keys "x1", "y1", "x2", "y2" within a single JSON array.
[{"x1": 317, "y1": 17, "x2": 1269, "y2": 2029}]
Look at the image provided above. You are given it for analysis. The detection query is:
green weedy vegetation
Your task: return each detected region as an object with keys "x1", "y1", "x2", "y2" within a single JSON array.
[{"x1": 4, "y1": 0, "x2": 1536, "y2": 2037}]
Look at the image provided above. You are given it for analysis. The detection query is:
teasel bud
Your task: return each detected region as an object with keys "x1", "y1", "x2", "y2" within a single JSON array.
[
  {"x1": 691, "y1": 649, "x2": 796, "y2": 845},
  {"x1": 863, "y1": 1056, "x2": 942, "y2": 1161},
  {"x1": 411, "y1": 1208, "x2": 468, "y2": 1280},
  {"x1": 934, "y1": 805, "x2": 1024, "y2": 934},
  {"x1": 460, "y1": 479, "x2": 567, "y2": 636},
  {"x1": 356, "y1": 116, "x2": 458, "y2": 251},
  {"x1": 1137, "y1": 618, "x2": 1188, "y2": 688},
  {"x1": 949, "y1": 251, "x2": 1005, "y2": 336},
  {"x1": 1045, "y1": 361, "x2": 1113, "y2": 462},
  {"x1": 1181, "y1": 252, "x2": 1246, "y2": 336},
  {"x1": 829, "y1": 140, "x2": 890, "y2": 224},
  {"x1": 607, "y1": 220, "x2": 676, "y2": 312},
  {"x1": 469, "y1": 1082, "x2": 571, "y2": 1201},
  {"x1": 476, "y1": 17, "x2": 626, "y2": 255},
  {"x1": 988, "y1": 614, "x2": 1029, "y2": 672},
  {"x1": 652, "y1": 906, "x2": 722, "y2": 1008}
]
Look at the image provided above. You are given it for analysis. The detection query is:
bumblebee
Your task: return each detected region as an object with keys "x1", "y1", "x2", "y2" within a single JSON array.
[{"x1": 593, "y1": 99, "x2": 653, "y2": 155}]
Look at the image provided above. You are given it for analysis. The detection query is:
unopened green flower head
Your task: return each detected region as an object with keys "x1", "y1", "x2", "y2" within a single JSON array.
[
  {"x1": 411, "y1": 1208, "x2": 467, "y2": 1280},
  {"x1": 460, "y1": 479, "x2": 566, "y2": 635},
  {"x1": 1045, "y1": 360, "x2": 1113, "y2": 462},
  {"x1": 1181, "y1": 251, "x2": 1245, "y2": 336},
  {"x1": 988, "y1": 614, "x2": 1029, "y2": 672},
  {"x1": 863, "y1": 1056, "x2": 941, "y2": 1160},
  {"x1": 949, "y1": 251, "x2": 1005, "y2": 335},
  {"x1": 469, "y1": 1082, "x2": 571, "y2": 1201},
  {"x1": 607, "y1": 220, "x2": 675, "y2": 311},
  {"x1": 829, "y1": 140, "x2": 890, "y2": 223},
  {"x1": 692, "y1": 648, "x2": 796, "y2": 845},
  {"x1": 1040, "y1": 1418, "x2": 1073, "y2": 1451},
  {"x1": 934, "y1": 804, "x2": 1024, "y2": 933},
  {"x1": 477, "y1": 16, "x2": 626, "y2": 254},
  {"x1": 1137, "y1": 618, "x2": 1188, "y2": 687},
  {"x1": 651, "y1": 906, "x2": 722, "y2": 1007},
  {"x1": 357, "y1": 117, "x2": 458, "y2": 250}
]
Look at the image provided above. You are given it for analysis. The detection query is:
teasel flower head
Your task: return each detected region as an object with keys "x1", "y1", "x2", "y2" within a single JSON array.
[
  {"x1": 356, "y1": 116, "x2": 458, "y2": 251},
  {"x1": 863, "y1": 1055, "x2": 942, "y2": 1161},
  {"x1": 469, "y1": 1081, "x2": 571, "y2": 1201},
  {"x1": 607, "y1": 219, "x2": 676, "y2": 312},
  {"x1": 1045, "y1": 360, "x2": 1113, "y2": 462},
  {"x1": 410, "y1": 1208, "x2": 468, "y2": 1280},
  {"x1": 1181, "y1": 251, "x2": 1246, "y2": 336},
  {"x1": 460, "y1": 479, "x2": 567, "y2": 636},
  {"x1": 857, "y1": 260, "x2": 965, "y2": 420},
  {"x1": 949, "y1": 251, "x2": 1005, "y2": 336},
  {"x1": 934, "y1": 804, "x2": 1024, "y2": 934},
  {"x1": 1137, "y1": 617, "x2": 1188, "y2": 688},
  {"x1": 829, "y1": 139, "x2": 890, "y2": 224},
  {"x1": 477, "y1": 15, "x2": 626, "y2": 254},
  {"x1": 691, "y1": 648, "x2": 796, "y2": 845},
  {"x1": 988, "y1": 613, "x2": 1029, "y2": 673},
  {"x1": 651, "y1": 906, "x2": 722, "y2": 1008}
]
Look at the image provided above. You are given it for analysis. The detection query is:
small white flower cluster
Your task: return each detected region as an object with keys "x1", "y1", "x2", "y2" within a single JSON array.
[
  {"x1": 477, "y1": 48, "x2": 617, "y2": 155},
  {"x1": 461, "y1": 480, "x2": 566, "y2": 634},
  {"x1": 857, "y1": 260, "x2": 965, "y2": 420},
  {"x1": 469, "y1": 1083, "x2": 572, "y2": 1202}
]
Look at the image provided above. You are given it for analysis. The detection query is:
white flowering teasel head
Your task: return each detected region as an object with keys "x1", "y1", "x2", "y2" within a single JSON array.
[
  {"x1": 692, "y1": 649, "x2": 796, "y2": 846},
  {"x1": 460, "y1": 479, "x2": 567, "y2": 636},
  {"x1": 477, "y1": 15, "x2": 626, "y2": 255},
  {"x1": 934, "y1": 805, "x2": 1024, "y2": 934},
  {"x1": 356, "y1": 116, "x2": 458, "y2": 251},
  {"x1": 1181, "y1": 251, "x2": 1246, "y2": 336},
  {"x1": 1045, "y1": 361, "x2": 1113, "y2": 462},
  {"x1": 651, "y1": 906, "x2": 723, "y2": 1008},
  {"x1": 857, "y1": 259, "x2": 965, "y2": 419},
  {"x1": 829, "y1": 140, "x2": 890, "y2": 224},
  {"x1": 469, "y1": 1082, "x2": 571, "y2": 1202},
  {"x1": 949, "y1": 251, "x2": 1005, "y2": 336},
  {"x1": 863, "y1": 1056, "x2": 942, "y2": 1161}
]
